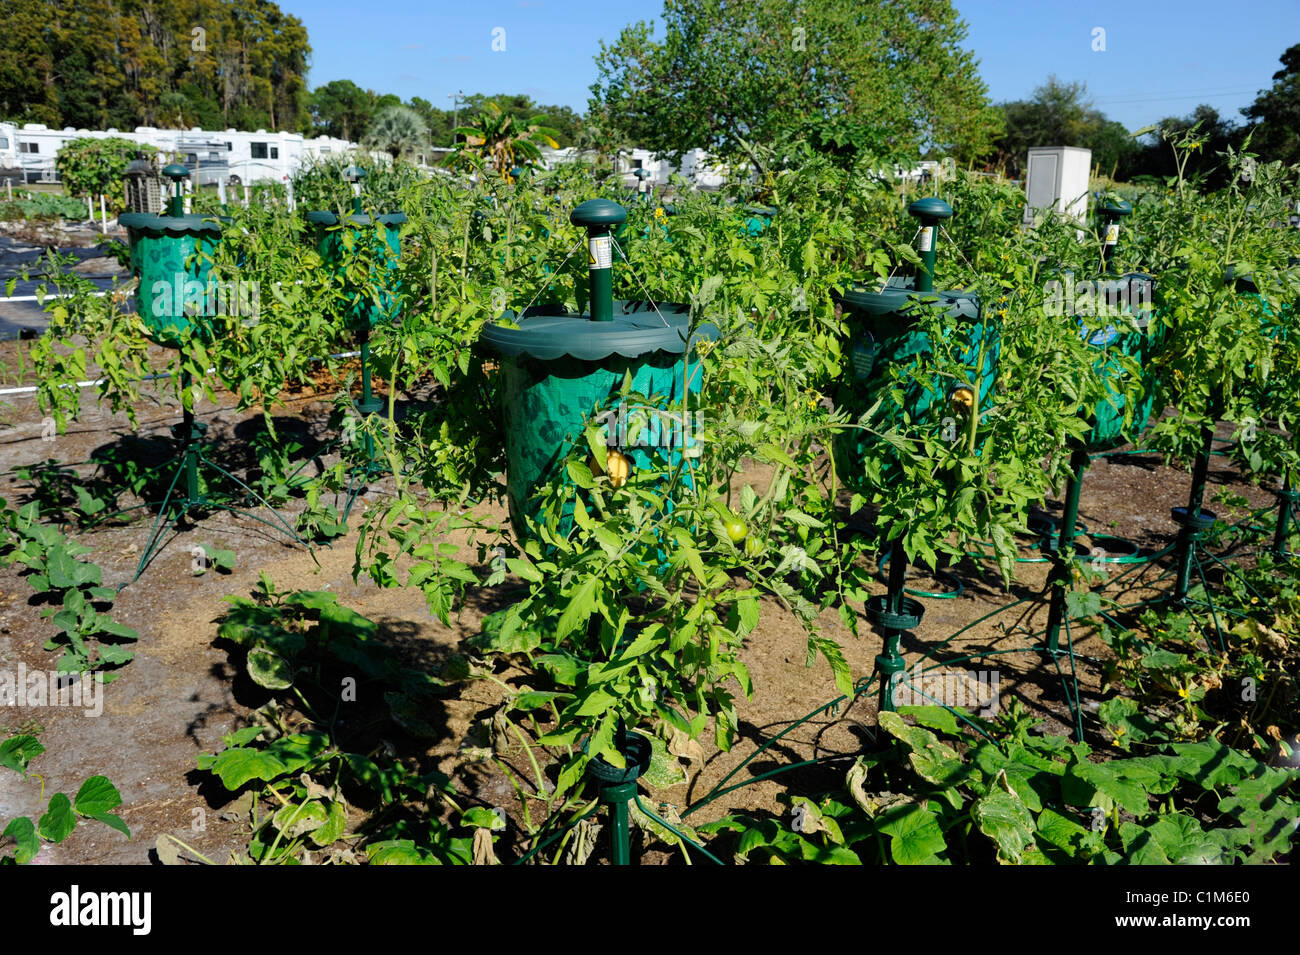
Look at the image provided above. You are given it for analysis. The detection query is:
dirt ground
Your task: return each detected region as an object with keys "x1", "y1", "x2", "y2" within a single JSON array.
[{"x1": 0, "y1": 329, "x2": 1283, "y2": 865}]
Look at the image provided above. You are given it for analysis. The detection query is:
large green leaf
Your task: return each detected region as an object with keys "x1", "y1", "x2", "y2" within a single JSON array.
[
  {"x1": 877, "y1": 803, "x2": 947, "y2": 864},
  {"x1": 198, "y1": 732, "x2": 330, "y2": 790},
  {"x1": 973, "y1": 783, "x2": 1035, "y2": 864},
  {"x1": 2, "y1": 816, "x2": 40, "y2": 863},
  {"x1": 247, "y1": 645, "x2": 294, "y2": 689},
  {"x1": 0, "y1": 735, "x2": 44, "y2": 773},
  {"x1": 38, "y1": 793, "x2": 76, "y2": 843},
  {"x1": 73, "y1": 776, "x2": 122, "y2": 817}
]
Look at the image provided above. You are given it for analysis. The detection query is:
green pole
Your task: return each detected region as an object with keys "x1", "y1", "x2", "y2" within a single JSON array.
[
  {"x1": 571, "y1": 199, "x2": 627, "y2": 323},
  {"x1": 601, "y1": 781, "x2": 635, "y2": 865},
  {"x1": 1274, "y1": 474, "x2": 1296, "y2": 558},
  {"x1": 1173, "y1": 410, "x2": 1218, "y2": 604},
  {"x1": 907, "y1": 198, "x2": 953, "y2": 294},
  {"x1": 162, "y1": 163, "x2": 189, "y2": 217},
  {"x1": 1044, "y1": 446, "x2": 1089, "y2": 654},
  {"x1": 180, "y1": 370, "x2": 200, "y2": 503},
  {"x1": 1097, "y1": 199, "x2": 1132, "y2": 275}
]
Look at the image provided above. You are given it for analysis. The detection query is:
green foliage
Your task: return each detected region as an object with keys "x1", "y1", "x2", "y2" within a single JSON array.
[
  {"x1": 0, "y1": 190, "x2": 91, "y2": 222},
  {"x1": 703, "y1": 702, "x2": 1297, "y2": 864},
  {"x1": 590, "y1": 0, "x2": 1001, "y2": 173},
  {"x1": 0, "y1": 0, "x2": 311, "y2": 133},
  {"x1": 1242, "y1": 43, "x2": 1300, "y2": 167},
  {"x1": 0, "y1": 734, "x2": 129, "y2": 865},
  {"x1": 54, "y1": 138, "x2": 156, "y2": 206},
  {"x1": 0, "y1": 502, "x2": 137, "y2": 677},
  {"x1": 194, "y1": 576, "x2": 485, "y2": 864}
]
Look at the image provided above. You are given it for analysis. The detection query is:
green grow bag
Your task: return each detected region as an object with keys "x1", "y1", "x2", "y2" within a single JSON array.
[
  {"x1": 1228, "y1": 266, "x2": 1291, "y2": 341},
  {"x1": 119, "y1": 213, "x2": 225, "y2": 346},
  {"x1": 481, "y1": 301, "x2": 718, "y2": 539},
  {"x1": 1072, "y1": 272, "x2": 1167, "y2": 451},
  {"x1": 832, "y1": 277, "x2": 997, "y2": 481},
  {"x1": 306, "y1": 210, "x2": 406, "y2": 329},
  {"x1": 743, "y1": 204, "x2": 775, "y2": 237}
]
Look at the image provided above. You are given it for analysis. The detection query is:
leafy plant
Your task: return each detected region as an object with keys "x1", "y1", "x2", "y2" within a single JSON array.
[{"x1": 0, "y1": 734, "x2": 130, "y2": 864}]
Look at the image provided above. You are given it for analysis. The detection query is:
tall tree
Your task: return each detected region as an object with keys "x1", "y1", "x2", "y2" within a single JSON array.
[
  {"x1": 0, "y1": 0, "x2": 313, "y2": 133},
  {"x1": 309, "y1": 79, "x2": 372, "y2": 140},
  {"x1": 588, "y1": 0, "x2": 1000, "y2": 175},
  {"x1": 1242, "y1": 43, "x2": 1300, "y2": 166}
]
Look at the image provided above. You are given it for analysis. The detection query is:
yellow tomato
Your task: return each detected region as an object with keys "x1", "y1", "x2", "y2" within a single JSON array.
[{"x1": 590, "y1": 450, "x2": 632, "y2": 488}]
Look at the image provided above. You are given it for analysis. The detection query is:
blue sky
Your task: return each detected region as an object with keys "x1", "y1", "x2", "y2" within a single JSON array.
[{"x1": 291, "y1": 0, "x2": 1299, "y2": 131}]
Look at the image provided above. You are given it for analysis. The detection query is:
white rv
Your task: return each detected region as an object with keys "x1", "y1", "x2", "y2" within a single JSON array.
[{"x1": 0, "y1": 123, "x2": 355, "y2": 186}]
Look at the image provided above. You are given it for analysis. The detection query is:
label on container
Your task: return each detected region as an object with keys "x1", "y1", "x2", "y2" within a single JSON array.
[
  {"x1": 1104, "y1": 223, "x2": 1120, "y2": 246},
  {"x1": 588, "y1": 235, "x2": 612, "y2": 269},
  {"x1": 918, "y1": 226, "x2": 934, "y2": 253},
  {"x1": 851, "y1": 335, "x2": 878, "y2": 380}
]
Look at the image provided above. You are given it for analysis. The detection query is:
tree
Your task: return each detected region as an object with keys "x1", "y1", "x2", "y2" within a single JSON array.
[
  {"x1": 407, "y1": 96, "x2": 453, "y2": 146},
  {"x1": 0, "y1": 0, "x2": 312, "y2": 133},
  {"x1": 1242, "y1": 43, "x2": 1300, "y2": 166},
  {"x1": 363, "y1": 106, "x2": 428, "y2": 161},
  {"x1": 990, "y1": 77, "x2": 1137, "y2": 179},
  {"x1": 55, "y1": 137, "x2": 156, "y2": 207},
  {"x1": 459, "y1": 93, "x2": 581, "y2": 147},
  {"x1": 310, "y1": 79, "x2": 373, "y2": 141},
  {"x1": 447, "y1": 101, "x2": 559, "y2": 175},
  {"x1": 588, "y1": 0, "x2": 1000, "y2": 177}
]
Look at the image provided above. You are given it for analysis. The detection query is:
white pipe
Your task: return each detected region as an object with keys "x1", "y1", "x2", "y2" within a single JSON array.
[
  {"x1": 100, "y1": 194, "x2": 107, "y2": 233},
  {"x1": 0, "y1": 350, "x2": 362, "y2": 397},
  {"x1": 0, "y1": 291, "x2": 112, "y2": 302}
]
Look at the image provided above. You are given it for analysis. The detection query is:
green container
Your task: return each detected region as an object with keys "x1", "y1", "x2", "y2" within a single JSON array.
[
  {"x1": 743, "y1": 204, "x2": 775, "y2": 237},
  {"x1": 832, "y1": 277, "x2": 996, "y2": 473},
  {"x1": 119, "y1": 213, "x2": 224, "y2": 346},
  {"x1": 481, "y1": 302, "x2": 718, "y2": 539},
  {"x1": 306, "y1": 210, "x2": 406, "y2": 329},
  {"x1": 1071, "y1": 272, "x2": 1166, "y2": 450}
]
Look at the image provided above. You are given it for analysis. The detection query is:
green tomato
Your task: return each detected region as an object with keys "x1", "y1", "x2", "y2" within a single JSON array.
[
  {"x1": 724, "y1": 518, "x2": 749, "y2": 543},
  {"x1": 744, "y1": 534, "x2": 764, "y2": 558}
]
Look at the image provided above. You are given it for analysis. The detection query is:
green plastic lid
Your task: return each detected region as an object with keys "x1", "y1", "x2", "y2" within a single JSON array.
[
  {"x1": 907, "y1": 197, "x2": 953, "y2": 220},
  {"x1": 1098, "y1": 199, "x2": 1133, "y2": 218},
  {"x1": 305, "y1": 210, "x2": 407, "y2": 227},
  {"x1": 481, "y1": 301, "x2": 718, "y2": 361},
  {"x1": 119, "y1": 212, "x2": 225, "y2": 235},
  {"x1": 571, "y1": 199, "x2": 626, "y2": 229},
  {"x1": 162, "y1": 163, "x2": 190, "y2": 182},
  {"x1": 832, "y1": 275, "x2": 978, "y2": 320}
]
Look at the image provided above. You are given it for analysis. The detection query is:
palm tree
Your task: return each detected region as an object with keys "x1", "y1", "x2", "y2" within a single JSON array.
[
  {"x1": 446, "y1": 101, "x2": 559, "y2": 176},
  {"x1": 363, "y1": 106, "x2": 429, "y2": 161}
]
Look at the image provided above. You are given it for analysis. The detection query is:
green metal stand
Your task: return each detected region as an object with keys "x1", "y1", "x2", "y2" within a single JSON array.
[
  {"x1": 584, "y1": 727, "x2": 651, "y2": 866},
  {"x1": 117, "y1": 370, "x2": 307, "y2": 584}
]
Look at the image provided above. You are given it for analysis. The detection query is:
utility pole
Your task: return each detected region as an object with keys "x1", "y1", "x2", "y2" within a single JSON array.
[{"x1": 448, "y1": 90, "x2": 464, "y2": 147}]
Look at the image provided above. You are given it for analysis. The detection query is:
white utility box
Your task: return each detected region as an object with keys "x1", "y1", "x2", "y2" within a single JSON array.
[{"x1": 1024, "y1": 146, "x2": 1092, "y2": 225}]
